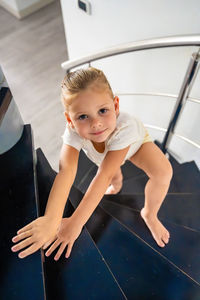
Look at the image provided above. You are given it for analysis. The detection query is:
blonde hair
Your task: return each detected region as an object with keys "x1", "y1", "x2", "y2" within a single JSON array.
[{"x1": 61, "y1": 67, "x2": 114, "y2": 112}]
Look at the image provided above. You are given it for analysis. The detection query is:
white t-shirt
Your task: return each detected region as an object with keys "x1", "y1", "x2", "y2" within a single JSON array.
[{"x1": 62, "y1": 111, "x2": 146, "y2": 166}]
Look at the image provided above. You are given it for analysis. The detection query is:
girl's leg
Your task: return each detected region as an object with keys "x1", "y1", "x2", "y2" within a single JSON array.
[
  {"x1": 128, "y1": 142, "x2": 173, "y2": 247},
  {"x1": 105, "y1": 167, "x2": 123, "y2": 194}
]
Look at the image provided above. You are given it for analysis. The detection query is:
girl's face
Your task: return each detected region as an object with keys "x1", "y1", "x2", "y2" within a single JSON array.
[{"x1": 65, "y1": 88, "x2": 119, "y2": 144}]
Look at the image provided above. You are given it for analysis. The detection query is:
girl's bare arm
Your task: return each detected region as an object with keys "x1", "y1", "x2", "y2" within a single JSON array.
[
  {"x1": 41, "y1": 145, "x2": 131, "y2": 260},
  {"x1": 44, "y1": 144, "x2": 79, "y2": 221},
  {"x1": 71, "y1": 145, "x2": 130, "y2": 226}
]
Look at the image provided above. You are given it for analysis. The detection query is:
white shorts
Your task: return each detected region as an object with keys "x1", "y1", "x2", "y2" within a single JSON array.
[{"x1": 122, "y1": 129, "x2": 152, "y2": 165}]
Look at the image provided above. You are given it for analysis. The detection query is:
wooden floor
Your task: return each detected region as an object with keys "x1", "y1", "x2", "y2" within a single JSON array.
[{"x1": 0, "y1": 0, "x2": 68, "y2": 171}]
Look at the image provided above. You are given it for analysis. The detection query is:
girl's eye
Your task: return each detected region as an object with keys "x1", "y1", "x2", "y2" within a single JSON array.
[
  {"x1": 99, "y1": 108, "x2": 108, "y2": 114},
  {"x1": 78, "y1": 114, "x2": 88, "y2": 120}
]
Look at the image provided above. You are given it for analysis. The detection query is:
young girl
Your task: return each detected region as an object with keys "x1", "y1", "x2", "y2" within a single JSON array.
[{"x1": 11, "y1": 67, "x2": 173, "y2": 261}]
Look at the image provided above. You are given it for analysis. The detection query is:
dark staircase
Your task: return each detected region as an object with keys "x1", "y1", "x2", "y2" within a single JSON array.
[
  {"x1": 37, "y1": 148, "x2": 200, "y2": 300},
  {"x1": 0, "y1": 124, "x2": 45, "y2": 299},
  {"x1": 1, "y1": 75, "x2": 200, "y2": 299}
]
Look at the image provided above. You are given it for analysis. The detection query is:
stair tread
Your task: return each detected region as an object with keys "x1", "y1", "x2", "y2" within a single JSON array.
[
  {"x1": 102, "y1": 193, "x2": 200, "y2": 232},
  {"x1": 35, "y1": 147, "x2": 200, "y2": 299},
  {"x1": 100, "y1": 199, "x2": 200, "y2": 284},
  {"x1": 36, "y1": 148, "x2": 126, "y2": 300},
  {"x1": 44, "y1": 224, "x2": 126, "y2": 300},
  {"x1": 69, "y1": 186, "x2": 200, "y2": 299},
  {"x1": 0, "y1": 125, "x2": 45, "y2": 300},
  {"x1": 75, "y1": 149, "x2": 200, "y2": 194},
  {"x1": 121, "y1": 160, "x2": 200, "y2": 194},
  {"x1": 74, "y1": 150, "x2": 96, "y2": 187}
]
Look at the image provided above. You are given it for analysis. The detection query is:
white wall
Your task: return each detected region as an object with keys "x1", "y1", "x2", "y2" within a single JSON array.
[
  {"x1": 0, "y1": 0, "x2": 39, "y2": 11},
  {"x1": 2, "y1": 0, "x2": 18, "y2": 10},
  {"x1": 16, "y1": 0, "x2": 40, "y2": 10},
  {"x1": 60, "y1": 0, "x2": 200, "y2": 167},
  {"x1": 0, "y1": 0, "x2": 54, "y2": 18}
]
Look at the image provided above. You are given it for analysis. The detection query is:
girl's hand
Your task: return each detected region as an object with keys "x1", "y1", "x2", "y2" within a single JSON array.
[
  {"x1": 44, "y1": 217, "x2": 83, "y2": 261},
  {"x1": 11, "y1": 216, "x2": 60, "y2": 258}
]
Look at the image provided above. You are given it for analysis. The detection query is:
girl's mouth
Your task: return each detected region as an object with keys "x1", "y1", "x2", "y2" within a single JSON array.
[{"x1": 91, "y1": 129, "x2": 106, "y2": 135}]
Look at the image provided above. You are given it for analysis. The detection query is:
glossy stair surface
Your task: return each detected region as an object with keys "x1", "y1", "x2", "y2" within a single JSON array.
[
  {"x1": 0, "y1": 125, "x2": 45, "y2": 300},
  {"x1": 69, "y1": 186, "x2": 200, "y2": 300},
  {"x1": 36, "y1": 147, "x2": 200, "y2": 299},
  {"x1": 2, "y1": 122, "x2": 200, "y2": 299},
  {"x1": 36, "y1": 148, "x2": 126, "y2": 300},
  {"x1": 77, "y1": 150, "x2": 200, "y2": 195}
]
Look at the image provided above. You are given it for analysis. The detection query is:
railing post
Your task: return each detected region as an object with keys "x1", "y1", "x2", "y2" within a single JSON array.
[{"x1": 161, "y1": 49, "x2": 200, "y2": 154}]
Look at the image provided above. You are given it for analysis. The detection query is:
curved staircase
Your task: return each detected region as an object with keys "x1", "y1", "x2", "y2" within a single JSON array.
[{"x1": 1, "y1": 35, "x2": 200, "y2": 299}]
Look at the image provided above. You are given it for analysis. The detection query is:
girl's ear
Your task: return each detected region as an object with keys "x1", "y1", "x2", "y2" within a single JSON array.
[
  {"x1": 113, "y1": 96, "x2": 119, "y2": 116},
  {"x1": 64, "y1": 112, "x2": 74, "y2": 128}
]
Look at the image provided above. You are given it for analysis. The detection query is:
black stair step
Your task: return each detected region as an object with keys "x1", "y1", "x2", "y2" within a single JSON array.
[
  {"x1": 121, "y1": 159, "x2": 200, "y2": 194},
  {"x1": 100, "y1": 200, "x2": 200, "y2": 284},
  {"x1": 0, "y1": 125, "x2": 45, "y2": 300},
  {"x1": 77, "y1": 162, "x2": 146, "y2": 194},
  {"x1": 75, "y1": 146, "x2": 200, "y2": 195},
  {"x1": 121, "y1": 174, "x2": 148, "y2": 194},
  {"x1": 75, "y1": 151, "x2": 146, "y2": 193},
  {"x1": 172, "y1": 161, "x2": 200, "y2": 194},
  {"x1": 44, "y1": 218, "x2": 126, "y2": 300},
  {"x1": 35, "y1": 148, "x2": 126, "y2": 300},
  {"x1": 36, "y1": 148, "x2": 57, "y2": 215},
  {"x1": 155, "y1": 140, "x2": 200, "y2": 193},
  {"x1": 36, "y1": 147, "x2": 77, "y2": 219},
  {"x1": 77, "y1": 163, "x2": 97, "y2": 192},
  {"x1": 69, "y1": 186, "x2": 200, "y2": 299},
  {"x1": 120, "y1": 173, "x2": 181, "y2": 194},
  {"x1": 102, "y1": 193, "x2": 200, "y2": 232},
  {"x1": 74, "y1": 150, "x2": 96, "y2": 188},
  {"x1": 121, "y1": 160, "x2": 146, "y2": 180}
]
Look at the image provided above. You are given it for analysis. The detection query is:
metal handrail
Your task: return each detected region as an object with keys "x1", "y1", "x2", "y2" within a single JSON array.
[
  {"x1": 61, "y1": 34, "x2": 200, "y2": 70},
  {"x1": 161, "y1": 50, "x2": 200, "y2": 153},
  {"x1": 61, "y1": 34, "x2": 200, "y2": 155},
  {"x1": 144, "y1": 124, "x2": 200, "y2": 149},
  {"x1": 116, "y1": 93, "x2": 200, "y2": 105}
]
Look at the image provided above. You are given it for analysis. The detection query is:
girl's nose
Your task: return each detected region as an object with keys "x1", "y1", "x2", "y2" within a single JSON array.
[{"x1": 91, "y1": 117, "x2": 102, "y2": 129}]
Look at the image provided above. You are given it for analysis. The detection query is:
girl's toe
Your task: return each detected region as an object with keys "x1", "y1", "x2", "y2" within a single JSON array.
[{"x1": 162, "y1": 234, "x2": 169, "y2": 244}]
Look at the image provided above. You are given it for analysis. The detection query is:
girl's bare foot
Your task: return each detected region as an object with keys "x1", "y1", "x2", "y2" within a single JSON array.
[
  {"x1": 105, "y1": 168, "x2": 123, "y2": 195},
  {"x1": 140, "y1": 208, "x2": 170, "y2": 247}
]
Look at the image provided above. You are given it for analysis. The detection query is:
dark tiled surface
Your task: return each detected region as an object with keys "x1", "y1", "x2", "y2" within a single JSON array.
[
  {"x1": 36, "y1": 148, "x2": 126, "y2": 300},
  {"x1": 35, "y1": 142, "x2": 200, "y2": 299},
  {"x1": 121, "y1": 160, "x2": 200, "y2": 194},
  {"x1": 3, "y1": 128, "x2": 199, "y2": 299},
  {"x1": 36, "y1": 148, "x2": 57, "y2": 216},
  {"x1": 120, "y1": 172, "x2": 186, "y2": 194},
  {"x1": 0, "y1": 125, "x2": 35, "y2": 188},
  {"x1": 0, "y1": 126, "x2": 45, "y2": 300},
  {"x1": 36, "y1": 147, "x2": 75, "y2": 219},
  {"x1": 102, "y1": 193, "x2": 200, "y2": 232},
  {"x1": 75, "y1": 151, "x2": 146, "y2": 194},
  {"x1": 170, "y1": 162, "x2": 200, "y2": 193},
  {"x1": 74, "y1": 150, "x2": 96, "y2": 188},
  {"x1": 44, "y1": 225, "x2": 126, "y2": 300},
  {"x1": 74, "y1": 143, "x2": 200, "y2": 195},
  {"x1": 69, "y1": 186, "x2": 200, "y2": 300},
  {"x1": 100, "y1": 200, "x2": 200, "y2": 284},
  {"x1": 77, "y1": 163, "x2": 97, "y2": 193}
]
